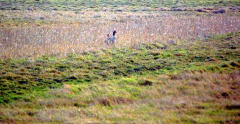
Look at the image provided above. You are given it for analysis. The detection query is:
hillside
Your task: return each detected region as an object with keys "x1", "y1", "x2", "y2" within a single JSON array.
[
  {"x1": 0, "y1": 32, "x2": 239, "y2": 123},
  {"x1": 1, "y1": 0, "x2": 240, "y2": 123}
]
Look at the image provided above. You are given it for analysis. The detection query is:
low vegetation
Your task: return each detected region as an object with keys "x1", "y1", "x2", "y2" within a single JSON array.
[
  {"x1": 0, "y1": 0, "x2": 240, "y2": 11},
  {"x1": 0, "y1": 0, "x2": 240, "y2": 123},
  {"x1": 0, "y1": 12, "x2": 239, "y2": 59},
  {"x1": 1, "y1": 0, "x2": 240, "y2": 60},
  {"x1": 0, "y1": 32, "x2": 239, "y2": 123}
]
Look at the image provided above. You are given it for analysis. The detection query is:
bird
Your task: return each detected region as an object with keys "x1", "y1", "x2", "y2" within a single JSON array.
[
  {"x1": 109, "y1": 30, "x2": 117, "y2": 44},
  {"x1": 104, "y1": 34, "x2": 110, "y2": 45}
]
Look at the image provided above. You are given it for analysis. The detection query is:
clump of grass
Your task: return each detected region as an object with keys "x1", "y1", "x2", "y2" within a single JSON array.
[
  {"x1": 89, "y1": 96, "x2": 133, "y2": 106},
  {"x1": 230, "y1": 61, "x2": 240, "y2": 67},
  {"x1": 138, "y1": 79, "x2": 153, "y2": 86}
]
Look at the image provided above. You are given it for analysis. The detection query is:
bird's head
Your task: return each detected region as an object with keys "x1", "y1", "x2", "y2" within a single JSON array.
[{"x1": 113, "y1": 30, "x2": 117, "y2": 36}]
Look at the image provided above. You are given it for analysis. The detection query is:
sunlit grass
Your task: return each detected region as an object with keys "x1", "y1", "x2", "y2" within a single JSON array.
[
  {"x1": 0, "y1": 11, "x2": 239, "y2": 59},
  {"x1": 0, "y1": 1, "x2": 240, "y2": 123}
]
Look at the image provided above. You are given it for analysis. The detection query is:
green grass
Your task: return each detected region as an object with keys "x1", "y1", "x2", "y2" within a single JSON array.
[
  {"x1": 0, "y1": 0, "x2": 240, "y2": 122},
  {"x1": 0, "y1": 0, "x2": 239, "y2": 11},
  {"x1": 0, "y1": 32, "x2": 239, "y2": 104},
  {"x1": 0, "y1": 32, "x2": 239, "y2": 123}
]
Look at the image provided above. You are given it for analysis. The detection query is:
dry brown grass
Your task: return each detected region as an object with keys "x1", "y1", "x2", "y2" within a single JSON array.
[
  {"x1": 0, "y1": 11, "x2": 239, "y2": 59},
  {"x1": 1, "y1": 71, "x2": 239, "y2": 123},
  {"x1": 89, "y1": 96, "x2": 133, "y2": 106}
]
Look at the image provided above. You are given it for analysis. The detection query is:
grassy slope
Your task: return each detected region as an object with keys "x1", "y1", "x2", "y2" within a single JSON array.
[
  {"x1": 0, "y1": 0, "x2": 239, "y2": 11},
  {"x1": 0, "y1": 32, "x2": 239, "y2": 123}
]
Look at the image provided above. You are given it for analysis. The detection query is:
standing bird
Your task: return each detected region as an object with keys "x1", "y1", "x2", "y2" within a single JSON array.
[
  {"x1": 105, "y1": 34, "x2": 110, "y2": 45},
  {"x1": 109, "y1": 30, "x2": 117, "y2": 44}
]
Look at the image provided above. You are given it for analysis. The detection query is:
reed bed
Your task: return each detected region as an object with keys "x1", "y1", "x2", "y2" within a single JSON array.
[{"x1": 0, "y1": 12, "x2": 239, "y2": 59}]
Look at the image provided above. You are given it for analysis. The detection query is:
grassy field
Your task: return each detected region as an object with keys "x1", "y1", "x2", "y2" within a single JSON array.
[
  {"x1": 0, "y1": 12, "x2": 239, "y2": 59},
  {"x1": 0, "y1": 32, "x2": 239, "y2": 123},
  {"x1": 0, "y1": 0, "x2": 240, "y2": 11},
  {"x1": 0, "y1": 0, "x2": 240, "y2": 123}
]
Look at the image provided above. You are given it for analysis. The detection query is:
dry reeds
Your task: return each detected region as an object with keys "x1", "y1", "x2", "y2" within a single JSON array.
[{"x1": 0, "y1": 11, "x2": 239, "y2": 59}]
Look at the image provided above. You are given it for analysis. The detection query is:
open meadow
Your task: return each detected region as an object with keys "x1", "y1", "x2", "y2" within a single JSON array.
[{"x1": 0, "y1": 0, "x2": 240, "y2": 123}]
